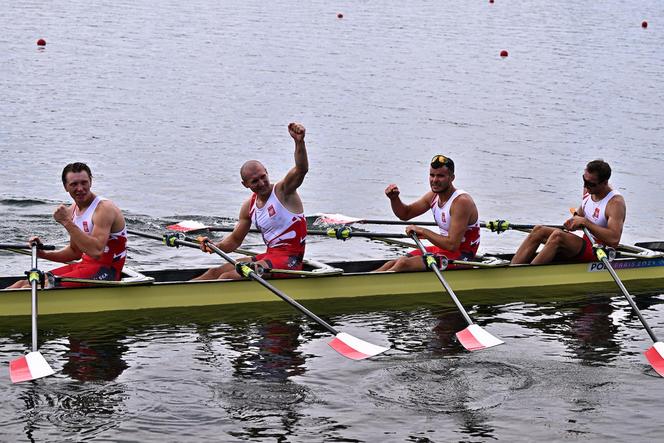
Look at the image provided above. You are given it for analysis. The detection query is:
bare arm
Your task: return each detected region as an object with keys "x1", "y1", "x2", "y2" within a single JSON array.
[
  {"x1": 53, "y1": 202, "x2": 119, "y2": 260},
  {"x1": 35, "y1": 239, "x2": 82, "y2": 263},
  {"x1": 564, "y1": 195, "x2": 626, "y2": 247},
  {"x1": 280, "y1": 122, "x2": 309, "y2": 196},
  {"x1": 385, "y1": 185, "x2": 432, "y2": 221},
  {"x1": 407, "y1": 194, "x2": 476, "y2": 251},
  {"x1": 207, "y1": 199, "x2": 253, "y2": 253}
]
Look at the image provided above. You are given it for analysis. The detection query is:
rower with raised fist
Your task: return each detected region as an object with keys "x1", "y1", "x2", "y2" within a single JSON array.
[{"x1": 375, "y1": 154, "x2": 481, "y2": 272}]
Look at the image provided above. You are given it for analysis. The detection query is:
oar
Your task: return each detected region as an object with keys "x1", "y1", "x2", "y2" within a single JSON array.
[
  {"x1": 166, "y1": 223, "x2": 413, "y2": 239},
  {"x1": 409, "y1": 233, "x2": 504, "y2": 351},
  {"x1": 128, "y1": 229, "x2": 388, "y2": 360},
  {"x1": 0, "y1": 243, "x2": 56, "y2": 251},
  {"x1": 9, "y1": 244, "x2": 56, "y2": 383},
  {"x1": 308, "y1": 213, "x2": 563, "y2": 231},
  {"x1": 582, "y1": 227, "x2": 664, "y2": 376}
]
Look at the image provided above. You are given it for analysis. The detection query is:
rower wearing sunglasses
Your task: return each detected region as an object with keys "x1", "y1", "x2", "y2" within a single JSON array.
[
  {"x1": 375, "y1": 154, "x2": 480, "y2": 272},
  {"x1": 511, "y1": 159, "x2": 626, "y2": 265}
]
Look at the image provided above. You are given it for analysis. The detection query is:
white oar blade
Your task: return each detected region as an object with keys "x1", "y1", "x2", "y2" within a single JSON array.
[
  {"x1": 313, "y1": 213, "x2": 362, "y2": 226},
  {"x1": 328, "y1": 332, "x2": 388, "y2": 360},
  {"x1": 456, "y1": 324, "x2": 504, "y2": 351},
  {"x1": 166, "y1": 220, "x2": 208, "y2": 232},
  {"x1": 645, "y1": 342, "x2": 664, "y2": 377},
  {"x1": 9, "y1": 351, "x2": 55, "y2": 383}
]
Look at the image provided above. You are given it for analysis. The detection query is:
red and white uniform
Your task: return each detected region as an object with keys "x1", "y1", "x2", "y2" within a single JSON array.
[
  {"x1": 409, "y1": 189, "x2": 480, "y2": 266},
  {"x1": 575, "y1": 190, "x2": 621, "y2": 261},
  {"x1": 249, "y1": 188, "x2": 307, "y2": 272},
  {"x1": 50, "y1": 196, "x2": 127, "y2": 286}
]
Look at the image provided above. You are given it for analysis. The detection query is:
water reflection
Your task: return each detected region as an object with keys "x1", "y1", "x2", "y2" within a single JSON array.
[
  {"x1": 62, "y1": 337, "x2": 129, "y2": 382},
  {"x1": 568, "y1": 301, "x2": 620, "y2": 363}
]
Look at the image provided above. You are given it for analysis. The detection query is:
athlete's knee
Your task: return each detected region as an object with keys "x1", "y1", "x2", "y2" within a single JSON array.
[
  {"x1": 220, "y1": 270, "x2": 242, "y2": 280},
  {"x1": 545, "y1": 230, "x2": 567, "y2": 247},
  {"x1": 530, "y1": 225, "x2": 551, "y2": 241}
]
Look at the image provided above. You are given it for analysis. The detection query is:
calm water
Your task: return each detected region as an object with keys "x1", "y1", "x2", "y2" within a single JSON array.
[{"x1": 2, "y1": 0, "x2": 664, "y2": 441}]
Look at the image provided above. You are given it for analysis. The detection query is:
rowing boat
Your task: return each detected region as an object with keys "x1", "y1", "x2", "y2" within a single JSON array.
[{"x1": 2, "y1": 244, "x2": 663, "y2": 317}]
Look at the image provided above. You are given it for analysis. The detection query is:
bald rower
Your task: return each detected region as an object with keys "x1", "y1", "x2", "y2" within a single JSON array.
[{"x1": 194, "y1": 122, "x2": 309, "y2": 280}]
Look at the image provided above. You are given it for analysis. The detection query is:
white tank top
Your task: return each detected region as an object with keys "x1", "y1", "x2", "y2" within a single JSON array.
[
  {"x1": 430, "y1": 189, "x2": 480, "y2": 236},
  {"x1": 73, "y1": 196, "x2": 127, "y2": 260},
  {"x1": 581, "y1": 190, "x2": 620, "y2": 228},
  {"x1": 249, "y1": 188, "x2": 307, "y2": 251}
]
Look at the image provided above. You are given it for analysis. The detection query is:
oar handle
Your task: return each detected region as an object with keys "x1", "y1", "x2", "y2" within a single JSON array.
[
  {"x1": 0, "y1": 243, "x2": 56, "y2": 250},
  {"x1": 128, "y1": 229, "x2": 340, "y2": 335},
  {"x1": 582, "y1": 227, "x2": 660, "y2": 343},
  {"x1": 410, "y1": 233, "x2": 474, "y2": 326}
]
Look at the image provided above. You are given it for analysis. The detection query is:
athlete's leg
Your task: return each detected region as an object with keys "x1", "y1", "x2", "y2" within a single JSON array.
[
  {"x1": 375, "y1": 259, "x2": 398, "y2": 272},
  {"x1": 511, "y1": 225, "x2": 557, "y2": 264},
  {"x1": 531, "y1": 230, "x2": 585, "y2": 265},
  {"x1": 385, "y1": 255, "x2": 427, "y2": 272}
]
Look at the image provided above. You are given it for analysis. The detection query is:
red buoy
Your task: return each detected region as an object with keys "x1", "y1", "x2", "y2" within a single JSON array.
[
  {"x1": 37, "y1": 38, "x2": 46, "y2": 46},
  {"x1": 489, "y1": 0, "x2": 494, "y2": 3},
  {"x1": 500, "y1": 50, "x2": 508, "y2": 57},
  {"x1": 642, "y1": 20, "x2": 648, "y2": 28},
  {"x1": 337, "y1": 13, "x2": 344, "y2": 19}
]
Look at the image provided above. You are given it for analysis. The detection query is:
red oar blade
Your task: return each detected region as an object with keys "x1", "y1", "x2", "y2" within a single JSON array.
[
  {"x1": 328, "y1": 332, "x2": 388, "y2": 360},
  {"x1": 9, "y1": 351, "x2": 55, "y2": 383},
  {"x1": 644, "y1": 342, "x2": 664, "y2": 377},
  {"x1": 456, "y1": 324, "x2": 504, "y2": 351},
  {"x1": 166, "y1": 220, "x2": 209, "y2": 233}
]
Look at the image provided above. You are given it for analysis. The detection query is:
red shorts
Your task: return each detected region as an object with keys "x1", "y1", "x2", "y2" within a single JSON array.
[
  {"x1": 407, "y1": 246, "x2": 476, "y2": 269},
  {"x1": 573, "y1": 235, "x2": 598, "y2": 262},
  {"x1": 49, "y1": 262, "x2": 122, "y2": 288},
  {"x1": 252, "y1": 249, "x2": 304, "y2": 277}
]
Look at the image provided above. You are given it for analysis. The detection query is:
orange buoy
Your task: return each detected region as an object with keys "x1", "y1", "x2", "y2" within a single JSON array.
[
  {"x1": 337, "y1": 13, "x2": 343, "y2": 19},
  {"x1": 642, "y1": 20, "x2": 648, "y2": 28},
  {"x1": 500, "y1": 50, "x2": 508, "y2": 57},
  {"x1": 37, "y1": 38, "x2": 46, "y2": 46}
]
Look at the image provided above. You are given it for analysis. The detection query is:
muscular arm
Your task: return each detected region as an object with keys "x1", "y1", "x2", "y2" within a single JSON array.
[
  {"x1": 280, "y1": 122, "x2": 309, "y2": 199},
  {"x1": 565, "y1": 196, "x2": 625, "y2": 247},
  {"x1": 585, "y1": 196, "x2": 626, "y2": 247},
  {"x1": 412, "y1": 194, "x2": 477, "y2": 251},
  {"x1": 39, "y1": 243, "x2": 83, "y2": 263},
  {"x1": 387, "y1": 188, "x2": 433, "y2": 221},
  {"x1": 214, "y1": 199, "x2": 253, "y2": 253},
  {"x1": 57, "y1": 201, "x2": 118, "y2": 260}
]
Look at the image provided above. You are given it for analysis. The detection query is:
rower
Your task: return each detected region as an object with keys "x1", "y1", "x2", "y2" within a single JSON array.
[
  {"x1": 193, "y1": 122, "x2": 309, "y2": 280},
  {"x1": 511, "y1": 159, "x2": 626, "y2": 264},
  {"x1": 374, "y1": 154, "x2": 481, "y2": 272},
  {"x1": 6, "y1": 162, "x2": 127, "y2": 289}
]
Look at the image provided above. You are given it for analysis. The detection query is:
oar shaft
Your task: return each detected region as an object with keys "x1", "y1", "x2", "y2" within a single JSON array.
[
  {"x1": 601, "y1": 256, "x2": 659, "y2": 342},
  {"x1": 30, "y1": 245, "x2": 39, "y2": 352},
  {"x1": 128, "y1": 229, "x2": 340, "y2": 335},
  {"x1": 356, "y1": 219, "x2": 436, "y2": 226},
  {"x1": 0, "y1": 243, "x2": 56, "y2": 250},
  {"x1": 205, "y1": 226, "x2": 412, "y2": 239},
  {"x1": 203, "y1": 241, "x2": 339, "y2": 335},
  {"x1": 582, "y1": 227, "x2": 660, "y2": 343},
  {"x1": 410, "y1": 235, "x2": 474, "y2": 326}
]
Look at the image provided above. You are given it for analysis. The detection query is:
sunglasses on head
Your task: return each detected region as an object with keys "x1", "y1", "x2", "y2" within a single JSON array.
[{"x1": 431, "y1": 155, "x2": 453, "y2": 170}]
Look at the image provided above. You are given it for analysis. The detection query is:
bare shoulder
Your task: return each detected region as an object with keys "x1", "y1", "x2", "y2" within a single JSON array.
[
  {"x1": 454, "y1": 192, "x2": 477, "y2": 209},
  {"x1": 611, "y1": 193, "x2": 626, "y2": 206},
  {"x1": 97, "y1": 199, "x2": 124, "y2": 217},
  {"x1": 239, "y1": 197, "x2": 252, "y2": 216}
]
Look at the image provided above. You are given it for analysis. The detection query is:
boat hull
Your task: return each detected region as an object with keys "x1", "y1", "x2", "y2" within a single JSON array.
[{"x1": 1, "y1": 258, "x2": 664, "y2": 317}]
